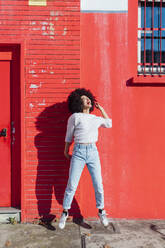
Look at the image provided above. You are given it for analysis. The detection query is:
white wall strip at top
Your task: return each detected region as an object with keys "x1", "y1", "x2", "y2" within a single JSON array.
[{"x1": 81, "y1": 0, "x2": 128, "y2": 13}]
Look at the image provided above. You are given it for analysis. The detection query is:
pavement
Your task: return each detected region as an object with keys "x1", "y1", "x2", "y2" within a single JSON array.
[{"x1": 0, "y1": 218, "x2": 165, "y2": 248}]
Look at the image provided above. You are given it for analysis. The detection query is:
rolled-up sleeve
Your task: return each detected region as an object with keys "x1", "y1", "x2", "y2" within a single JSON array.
[
  {"x1": 65, "y1": 114, "x2": 75, "y2": 142},
  {"x1": 96, "y1": 116, "x2": 112, "y2": 128}
]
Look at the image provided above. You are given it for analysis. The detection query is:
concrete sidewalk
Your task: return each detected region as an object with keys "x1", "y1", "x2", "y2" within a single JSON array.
[{"x1": 0, "y1": 219, "x2": 165, "y2": 248}]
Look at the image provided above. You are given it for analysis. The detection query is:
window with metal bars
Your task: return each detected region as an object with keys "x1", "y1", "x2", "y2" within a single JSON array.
[{"x1": 138, "y1": 0, "x2": 165, "y2": 75}]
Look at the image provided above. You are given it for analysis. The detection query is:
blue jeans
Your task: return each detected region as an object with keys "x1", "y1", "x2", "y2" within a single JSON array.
[{"x1": 63, "y1": 143, "x2": 104, "y2": 210}]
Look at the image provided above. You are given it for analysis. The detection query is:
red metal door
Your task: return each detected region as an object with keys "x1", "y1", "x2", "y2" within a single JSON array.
[{"x1": 0, "y1": 52, "x2": 11, "y2": 206}]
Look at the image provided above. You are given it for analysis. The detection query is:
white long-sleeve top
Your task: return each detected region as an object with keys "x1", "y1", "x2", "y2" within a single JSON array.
[{"x1": 65, "y1": 112, "x2": 112, "y2": 143}]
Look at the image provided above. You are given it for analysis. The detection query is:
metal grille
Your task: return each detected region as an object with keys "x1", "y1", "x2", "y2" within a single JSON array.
[{"x1": 138, "y1": 0, "x2": 165, "y2": 75}]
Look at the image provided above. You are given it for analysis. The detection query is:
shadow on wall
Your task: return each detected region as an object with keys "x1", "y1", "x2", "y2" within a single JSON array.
[{"x1": 35, "y1": 102, "x2": 83, "y2": 224}]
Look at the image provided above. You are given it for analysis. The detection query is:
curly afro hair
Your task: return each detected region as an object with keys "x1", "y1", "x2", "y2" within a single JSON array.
[{"x1": 67, "y1": 88, "x2": 96, "y2": 113}]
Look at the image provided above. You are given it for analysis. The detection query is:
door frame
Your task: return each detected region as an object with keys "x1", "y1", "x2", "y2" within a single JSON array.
[{"x1": 0, "y1": 40, "x2": 25, "y2": 220}]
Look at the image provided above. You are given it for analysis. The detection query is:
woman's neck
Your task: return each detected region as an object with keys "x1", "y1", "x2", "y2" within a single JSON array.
[{"x1": 82, "y1": 109, "x2": 90, "y2": 114}]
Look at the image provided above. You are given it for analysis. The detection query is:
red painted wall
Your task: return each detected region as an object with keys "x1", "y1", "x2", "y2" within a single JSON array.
[
  {"x1": 1, "y1": 0, "x2": 165, "y2": 222},
  {"x1": 0, "y1": 0, "x2": 80, "y2": 222},
  {"x1": 81, "y1": 10, "x2": 165, "y2": 219}
]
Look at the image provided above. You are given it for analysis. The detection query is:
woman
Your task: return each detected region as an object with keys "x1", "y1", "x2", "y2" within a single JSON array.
[{"x1": 59, "y1": 88, "x2": 112, "y2": 229}]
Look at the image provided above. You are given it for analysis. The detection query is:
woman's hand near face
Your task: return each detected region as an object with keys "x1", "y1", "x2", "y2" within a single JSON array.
[
  {"x1": 95, "y1": 102, "x2": 103, "y2": 110},
  {"x1": 95, "y1": 102, "x2": 110, "y2": 119}
]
